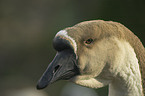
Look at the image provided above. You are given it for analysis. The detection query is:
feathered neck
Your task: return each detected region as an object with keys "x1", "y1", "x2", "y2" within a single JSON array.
[{"x1": 108, "y1": 21, "x2": 145, "y2": 95}]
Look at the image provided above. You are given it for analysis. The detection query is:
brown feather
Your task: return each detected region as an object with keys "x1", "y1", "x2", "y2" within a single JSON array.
[{"x1": 66, "y1": 20, "x2": 145, "y2": 95}]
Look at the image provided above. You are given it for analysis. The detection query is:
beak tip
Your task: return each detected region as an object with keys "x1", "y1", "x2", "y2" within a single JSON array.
[{"x1": 36, "y1": 83, "x2": 47, "y2": 90}]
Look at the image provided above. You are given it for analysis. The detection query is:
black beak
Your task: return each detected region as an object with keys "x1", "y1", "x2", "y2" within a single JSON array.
[{"x1": 36, "y1": 49, "x2": 79, "y2": 89}]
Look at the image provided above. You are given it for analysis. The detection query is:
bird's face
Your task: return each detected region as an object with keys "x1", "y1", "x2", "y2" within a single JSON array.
[{"x1": 37, "y1": 20, "x2": 120, "y2": 89}]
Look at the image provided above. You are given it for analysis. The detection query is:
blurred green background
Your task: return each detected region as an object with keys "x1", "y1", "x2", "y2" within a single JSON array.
[{"x1": 1, "y1": 0, "x2": 145, "y2": 96}]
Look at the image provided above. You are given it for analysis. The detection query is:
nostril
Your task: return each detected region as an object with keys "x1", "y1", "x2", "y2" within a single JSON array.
[{"x1": 53, "y1": 65, "x2": 60, "y2": 74}]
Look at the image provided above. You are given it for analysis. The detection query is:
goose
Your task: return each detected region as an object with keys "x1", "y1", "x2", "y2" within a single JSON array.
[{"x1": 37, "y1": 20, "x2": 145, "y2": 96}]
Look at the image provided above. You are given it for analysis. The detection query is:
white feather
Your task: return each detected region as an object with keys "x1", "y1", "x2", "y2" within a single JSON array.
[{"x1": 56, "y1": 30, "x2": 77, "y2": 55}]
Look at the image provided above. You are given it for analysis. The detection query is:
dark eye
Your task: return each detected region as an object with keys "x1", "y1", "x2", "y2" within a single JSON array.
[{"x1": 85, "y1": 38, "x2": 93, "y2": 44}]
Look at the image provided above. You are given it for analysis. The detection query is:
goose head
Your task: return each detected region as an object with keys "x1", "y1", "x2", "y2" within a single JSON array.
[{"x1": 37, "y1": 20, "x2": 145, "y2": 96}]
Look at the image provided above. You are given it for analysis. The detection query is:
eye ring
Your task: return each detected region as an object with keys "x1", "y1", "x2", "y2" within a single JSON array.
[{"x1": 85, "y1": 38, "x2": 93, "y2": 44}]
